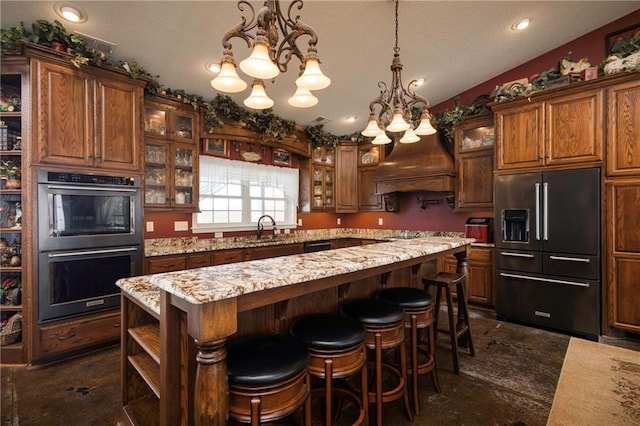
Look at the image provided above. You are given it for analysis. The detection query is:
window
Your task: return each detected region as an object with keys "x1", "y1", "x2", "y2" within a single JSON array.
[{"x1": 193, "y1": 156, "x2": 298, "y2": 232}]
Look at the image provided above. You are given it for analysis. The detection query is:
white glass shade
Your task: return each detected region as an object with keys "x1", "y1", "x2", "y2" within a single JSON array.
[
  {"x1": 296, "y1": 57, "x2": 331, "y2": 91},
  {"x1": 239, "y1": 42, "x2": 280, "y2": 80},
  {"x1": 210, "y1": 61, "x2": 248, "y2": 93},
  {"x1": 414, "y1": 116, "x2": 437, "y2": 135},
  {"x1": 400, "y1": 128, "x2": 420, "y2": 143},
  {"x1": 362, "y1": 118, "x2": 384, "y2": 137},
  {"x1": 243, "y1": 80, "x2": 274, "y2": 109},
  {"x1": 371, "y1": 132, "x2": 392, "y2": 145},
  {"x1": 288, "y1": 87, "x2": 318, "y2": 108},
  {"x1": 386, "y1": 112, "x2": 411, "y2": 132}
]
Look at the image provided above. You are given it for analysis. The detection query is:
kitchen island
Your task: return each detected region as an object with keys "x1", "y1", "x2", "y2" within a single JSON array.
[{"x1": 117, "y1": 235, "x2": 473, "y2": 425}]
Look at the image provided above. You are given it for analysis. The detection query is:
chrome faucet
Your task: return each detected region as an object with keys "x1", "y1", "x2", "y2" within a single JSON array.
[{"x1": 256, "y1": 214, "x2": 277, "y2": 240}]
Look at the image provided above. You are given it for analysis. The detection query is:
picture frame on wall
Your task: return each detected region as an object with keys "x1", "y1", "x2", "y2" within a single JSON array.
[
  {"x1": 202, "y1": 138, "x2": 229, "y2": 157},
  {"x1": 604, "y1": 23, "x2": 640, "y2": 55},
  {"x1": 272, "y1": 148, "x2": 291, "y2": 166}
]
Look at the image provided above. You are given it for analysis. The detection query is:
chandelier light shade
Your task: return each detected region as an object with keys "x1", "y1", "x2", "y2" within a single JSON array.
[
  {"x1": 213, "y1": 0, "x2": 330, "y2": 109},
  {"x1": 362, "y1": 0, "x2": 436, "y2": 138},
  {"x1": 244, "y1": 80, "x2": 274, "y2": 109},
  {"x1": 371, "y1": 132, "x2": 392, "y2": 145},
  {"x1": 288, "y1": 87, "x2": 319, "y2": 108},
  {"x1": 211, "y1": 59, "x2": 248, "y2": 93},
  {"x1": 362, "y1": 115, "x2": 385, "y2": 137}
]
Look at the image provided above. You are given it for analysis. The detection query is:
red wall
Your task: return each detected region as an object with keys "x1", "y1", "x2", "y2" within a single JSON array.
[
  {"x1": 145, "y1": 9, "x2": 638, "y2": 240},
  {"x1": 430, "y1": 9, "x2": 640, "y2": 113}
]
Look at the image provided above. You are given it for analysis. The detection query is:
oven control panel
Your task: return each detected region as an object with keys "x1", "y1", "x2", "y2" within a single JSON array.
[{"x1": 40, "y1": 171, "x2": 137, "y2": 186}]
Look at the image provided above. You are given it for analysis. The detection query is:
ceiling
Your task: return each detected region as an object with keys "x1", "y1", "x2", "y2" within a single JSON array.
[{"x1": 1, "y1": 1, "x2": 638, "y2": 134}]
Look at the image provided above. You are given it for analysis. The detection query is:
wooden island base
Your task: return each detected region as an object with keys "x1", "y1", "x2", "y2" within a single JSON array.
[{"x1": 119, "y1": 242, "x2": 470, "y2": 425}]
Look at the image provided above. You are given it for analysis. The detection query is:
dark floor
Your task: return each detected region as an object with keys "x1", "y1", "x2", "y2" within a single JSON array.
[{"x1": 2, "y1": 308, "x2": 639, "y2": 426}]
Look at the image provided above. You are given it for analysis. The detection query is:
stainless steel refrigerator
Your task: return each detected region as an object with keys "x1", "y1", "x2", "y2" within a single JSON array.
[{"x1": 494, "y1": 167, "x2": 600, "y2": 340}]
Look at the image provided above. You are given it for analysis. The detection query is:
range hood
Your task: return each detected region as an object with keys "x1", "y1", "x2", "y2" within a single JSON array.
[{"x1": 373, "y1": 133, "x2": 456, "y2": 194}]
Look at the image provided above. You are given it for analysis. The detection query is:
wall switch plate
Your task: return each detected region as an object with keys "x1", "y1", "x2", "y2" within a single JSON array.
[
  {"x1": 378, "y1": 218, "x2": 384, "y2": 226},
  {"x1": 337, "y1": 218, "x2": 341, "y2": 225},
  {"x1": 214, "y1": 232, "x2": 223, "y2": 238},
  {"x1": 297, "y1": 218, "x2": 303, "y2": 226},
  {"x1": 146, "y1": 221, "x2": 154, "y2": 232},
  {"x1": 174, "y1": 221, "x2": 189, "y2": 231}
]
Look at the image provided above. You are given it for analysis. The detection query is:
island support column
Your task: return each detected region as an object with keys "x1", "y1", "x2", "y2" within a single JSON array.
[{"x1": 454, "y1": 249, "x2": 471, "y2": 349}]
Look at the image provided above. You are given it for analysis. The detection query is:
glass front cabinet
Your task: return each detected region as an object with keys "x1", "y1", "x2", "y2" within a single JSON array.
[
  {"x1": 311, "y1": 146, "x2": 334, "y2": 210},
  {"x1": 143, "y1": 97, "x2": 199, "y2": 211}
]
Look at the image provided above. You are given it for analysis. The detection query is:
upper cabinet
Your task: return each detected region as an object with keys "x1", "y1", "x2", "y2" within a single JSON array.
[
  {"x1": 30, "y1": 51, "x2": 145, "y2": 173},
  {"x1": 606, "y1": 77, "x2": 640, "y2": 177},
  {"x1": 357, "y1": 143, "x2": 386, "y2": 211},
  {"x1": 143, "y1": 96, "x2": 199, "y2": 211},
  {"x1": 335, "y1": 142, "x2": 358, "y2": 213},
  {"x1": 454, "y1": 114, "x2": 494, "y2": 211},
  {"x1": 494, "y1": 85, "x2": 604, "y2": 171}
]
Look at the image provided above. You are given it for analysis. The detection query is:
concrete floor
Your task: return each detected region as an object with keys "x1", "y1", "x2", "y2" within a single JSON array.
[{"x1": 1, "y1": 308, "x2": 638, "y2": 426}]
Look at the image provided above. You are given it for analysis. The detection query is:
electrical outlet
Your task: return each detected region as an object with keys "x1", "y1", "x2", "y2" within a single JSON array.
[
  {"x1": 146, "y1": 221, "x2": 154, "y2": 232},
  {"x1": 174, "y1": 221, "x2": 189, "y2": 231},
  {"x1": 214, "y1": 232, "x2": 223, "y2": 238},
  {"x1": 284, "y1": 228, "x2": 290, "y2": 234},
  {"x1": 297, "y1": 218, "x2": 303, "y2": 226},
  {"x1": 378, "y1": 218, "x2": 384, "y2": 226},
  {"x1": 337, "y1": 218, "x2": 341, "y2": 225}
]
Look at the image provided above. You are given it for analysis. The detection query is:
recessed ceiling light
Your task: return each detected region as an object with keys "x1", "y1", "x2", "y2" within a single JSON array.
[
  {"x1": 345, "y1": 116, "x2": 357, "y2": 123},
  {"x1": 414, "y1": 78, "x2": 425, "y2": 87},
  {"x1": 204, "y1": 61, "x2": 221, "y2": 74},
  {"x1": 54, "y1": 3, "x2": 87, "y2": 23},
  {"x1": 512, "y1": 18, "x2": 530, "y2": 31}
]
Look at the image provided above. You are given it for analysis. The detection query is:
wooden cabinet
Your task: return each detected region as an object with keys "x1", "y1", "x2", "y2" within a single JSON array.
[
  {"x1": 0, "y1": 57, "x2": 30, "y2": 364},
  {"x1": 187, "y1": 252, "x2": 213, "y2": 269},
  {"x1": 145, "y1": 254, "x2": 187, "y2": 274},
  {"x1": 454, "y1": 114, "x2": 494, "y2": 210},
  {"x1": 31, "y1": 52, "x2": 144, "y2": 172},
  {"x1": 307, "y1": 146, "x2": 335, "y2": 211},
  {"x1": 494, "y1": 86, "x2": 603, "y2": 171},
  {"x1": 440, "y1": 246, "x2": 494, "y2": 306},
  {"x1": 335, "y1": 142, "x2": 358, "y2": 213},
  {"x1": 605, "y1": 75, "x2": 640, "y2": 334},
  {"x1": 143, "y1": 96, "x2": 199, "y2": 211},
  {"x1": 212, "y1": 248, "x2": 250, "y2": 265},
  {"x1": 252, "y1": 243, "x2": 303, "y2": 260},
  {"x1": 358, "y1": 143, "x2": 386, "y2": 211}
]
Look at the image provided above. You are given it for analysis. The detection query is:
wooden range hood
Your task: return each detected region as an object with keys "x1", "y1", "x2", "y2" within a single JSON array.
[{"x1": 373, "y1": 133, "x2": 456, "y2": 194}]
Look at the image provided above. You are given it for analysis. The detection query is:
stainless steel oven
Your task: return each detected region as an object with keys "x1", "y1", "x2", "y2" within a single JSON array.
[
  {"x1": 38, "y1": 170, "x2": 142, "y2": 251},
  {"x1": 38, "y1": 246, "x2": 142, "y2": 322},
  {"x1": 37, "y1": 170, "x2": 143, "y2": 322}
]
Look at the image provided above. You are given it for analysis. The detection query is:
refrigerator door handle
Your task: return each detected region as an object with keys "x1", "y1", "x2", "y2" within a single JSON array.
[
  {"x1": 535, "y1": 182, "x2": 541, "y2": 241},
  {"x1": 549, "y1": 255, "x2": 591, "y2": 263},
  {"x1": 543, "y1": 182, "x2": 549, "y2": 241},
  {"x1": 500, "y1": 251, "x2": 535, "y2": 258},
  {"x1": 499, "y1": 272, "x2": 590, "y2": 288}
]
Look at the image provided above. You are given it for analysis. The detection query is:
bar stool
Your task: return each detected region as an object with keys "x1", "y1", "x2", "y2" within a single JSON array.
[
  {"x1": 290, "y1": 313, "x2": 368, "y2": 425},
  {"x1": 340, "y1": 298, "x2": 413, "y2": 426},
  {"x1": 378, "y1": 287, "x2": 440, "y2": 416},
  {"x1": 423, "y1": 272, "x2": 475, "y2": 375},
  {"x1": 226, "y1": 334, "x2": 312, "y2": 425}
]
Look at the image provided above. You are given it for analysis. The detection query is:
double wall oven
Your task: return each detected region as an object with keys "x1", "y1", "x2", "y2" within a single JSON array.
[{"x1": 37, "y1": 170, "x2": 143, "y2": 322}]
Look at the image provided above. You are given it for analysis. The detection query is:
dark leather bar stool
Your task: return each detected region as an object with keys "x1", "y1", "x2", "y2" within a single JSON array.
[
  {"x1": 290, "y1": 313, "x2": 368, "y2": 425},
  {"x1": 423, "y1": 272, "x2": 475, "y2": 375},
  {"x1": 378, "y1": 286, "x2": 440, "y2": 416},
  {"x1": 226, "y1": 334, "x2": 312, "y2": 425},
  {"x1": 340, "y1": 298, "x2": 413, "y2": 426}
]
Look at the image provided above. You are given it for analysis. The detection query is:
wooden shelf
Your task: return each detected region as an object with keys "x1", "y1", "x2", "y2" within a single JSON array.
[
  {"x1": 0, "y1": 304, "x2": 22, "y2": 312},
  {"x1": 0, "y1": 112, "x2": 21, "y2": 118},
  {"x1": 0, "y1": 341, "x2": 23, "y2": 364},
  {"x1": 128, "y1": 353, "x2": 160, "y2": 398},
  {"x1": 123, "y1": 395, "x2": 160, "y2": 426},
  {"x1": 0, "y1": 267, "x2": 22, "y2": 273},
  {"x1": 0, "y1": 150, "x2": 22, "y2": 156},
  {"x1": 0, "y1": 190, "x2": 22, "y2": 196},
  {"x1": 128, "y1": 323, "x2": 160, "y2": 364}
]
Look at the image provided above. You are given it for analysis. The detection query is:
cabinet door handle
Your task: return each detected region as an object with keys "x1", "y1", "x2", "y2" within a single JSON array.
[
  {"x1": 95, "y1": 153, "x2": 102, "y2": 159},
  {"x1": 58, "y1": 333, "x2": 76, "y2": 341},
  {"x1": 88, "y1": 153, "x2": 94, "y2": 159},
  {"x1": 549, "y1": 255, "x2": 590, "y2": 263}
]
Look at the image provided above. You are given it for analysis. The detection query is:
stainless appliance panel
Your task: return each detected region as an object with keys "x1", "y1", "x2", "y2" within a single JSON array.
[
  {"x1": 495, "y1": 250, "x2": 542, "y2": 273},
  {"x1": 38, "y1": 246, "x2": 142, "y2": 322},
  {"x1": 495, "y1": 173, "x2": 542, "y2": 251},
  {"x1": 542, "y1": 168, "x2": 600, "y2": 255},
  {"x1": 496, "y1": 270, "x2": 599, "y2": 339},
  {"x1": 543, "y1": 252, "x2": 600, "y2": 280}
]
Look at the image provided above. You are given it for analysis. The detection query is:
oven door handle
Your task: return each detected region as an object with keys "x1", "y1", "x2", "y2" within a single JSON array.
[
  {"x1": 48, "y1": 247, "x2": 139, "y2": 258},
  {"x1": 46, "y1": 184, "x2": 138, "y2": 193}
]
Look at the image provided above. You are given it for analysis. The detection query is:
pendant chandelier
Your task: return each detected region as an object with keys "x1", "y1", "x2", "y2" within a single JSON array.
[
  {"x1": 361, "y1": 0, "x2": 436, "y2": 144},
  {"x1": 211, "y1": 0, "x2": 331, "y2": 109}
]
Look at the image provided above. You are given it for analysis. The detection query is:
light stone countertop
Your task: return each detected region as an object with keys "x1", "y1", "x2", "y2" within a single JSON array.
[
  {"x1": 119, "y1": 235, "x2": 474, "y2": 316},
  {"x1": 144, "y1": 228, "x2": 466, "y2": 257}
]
